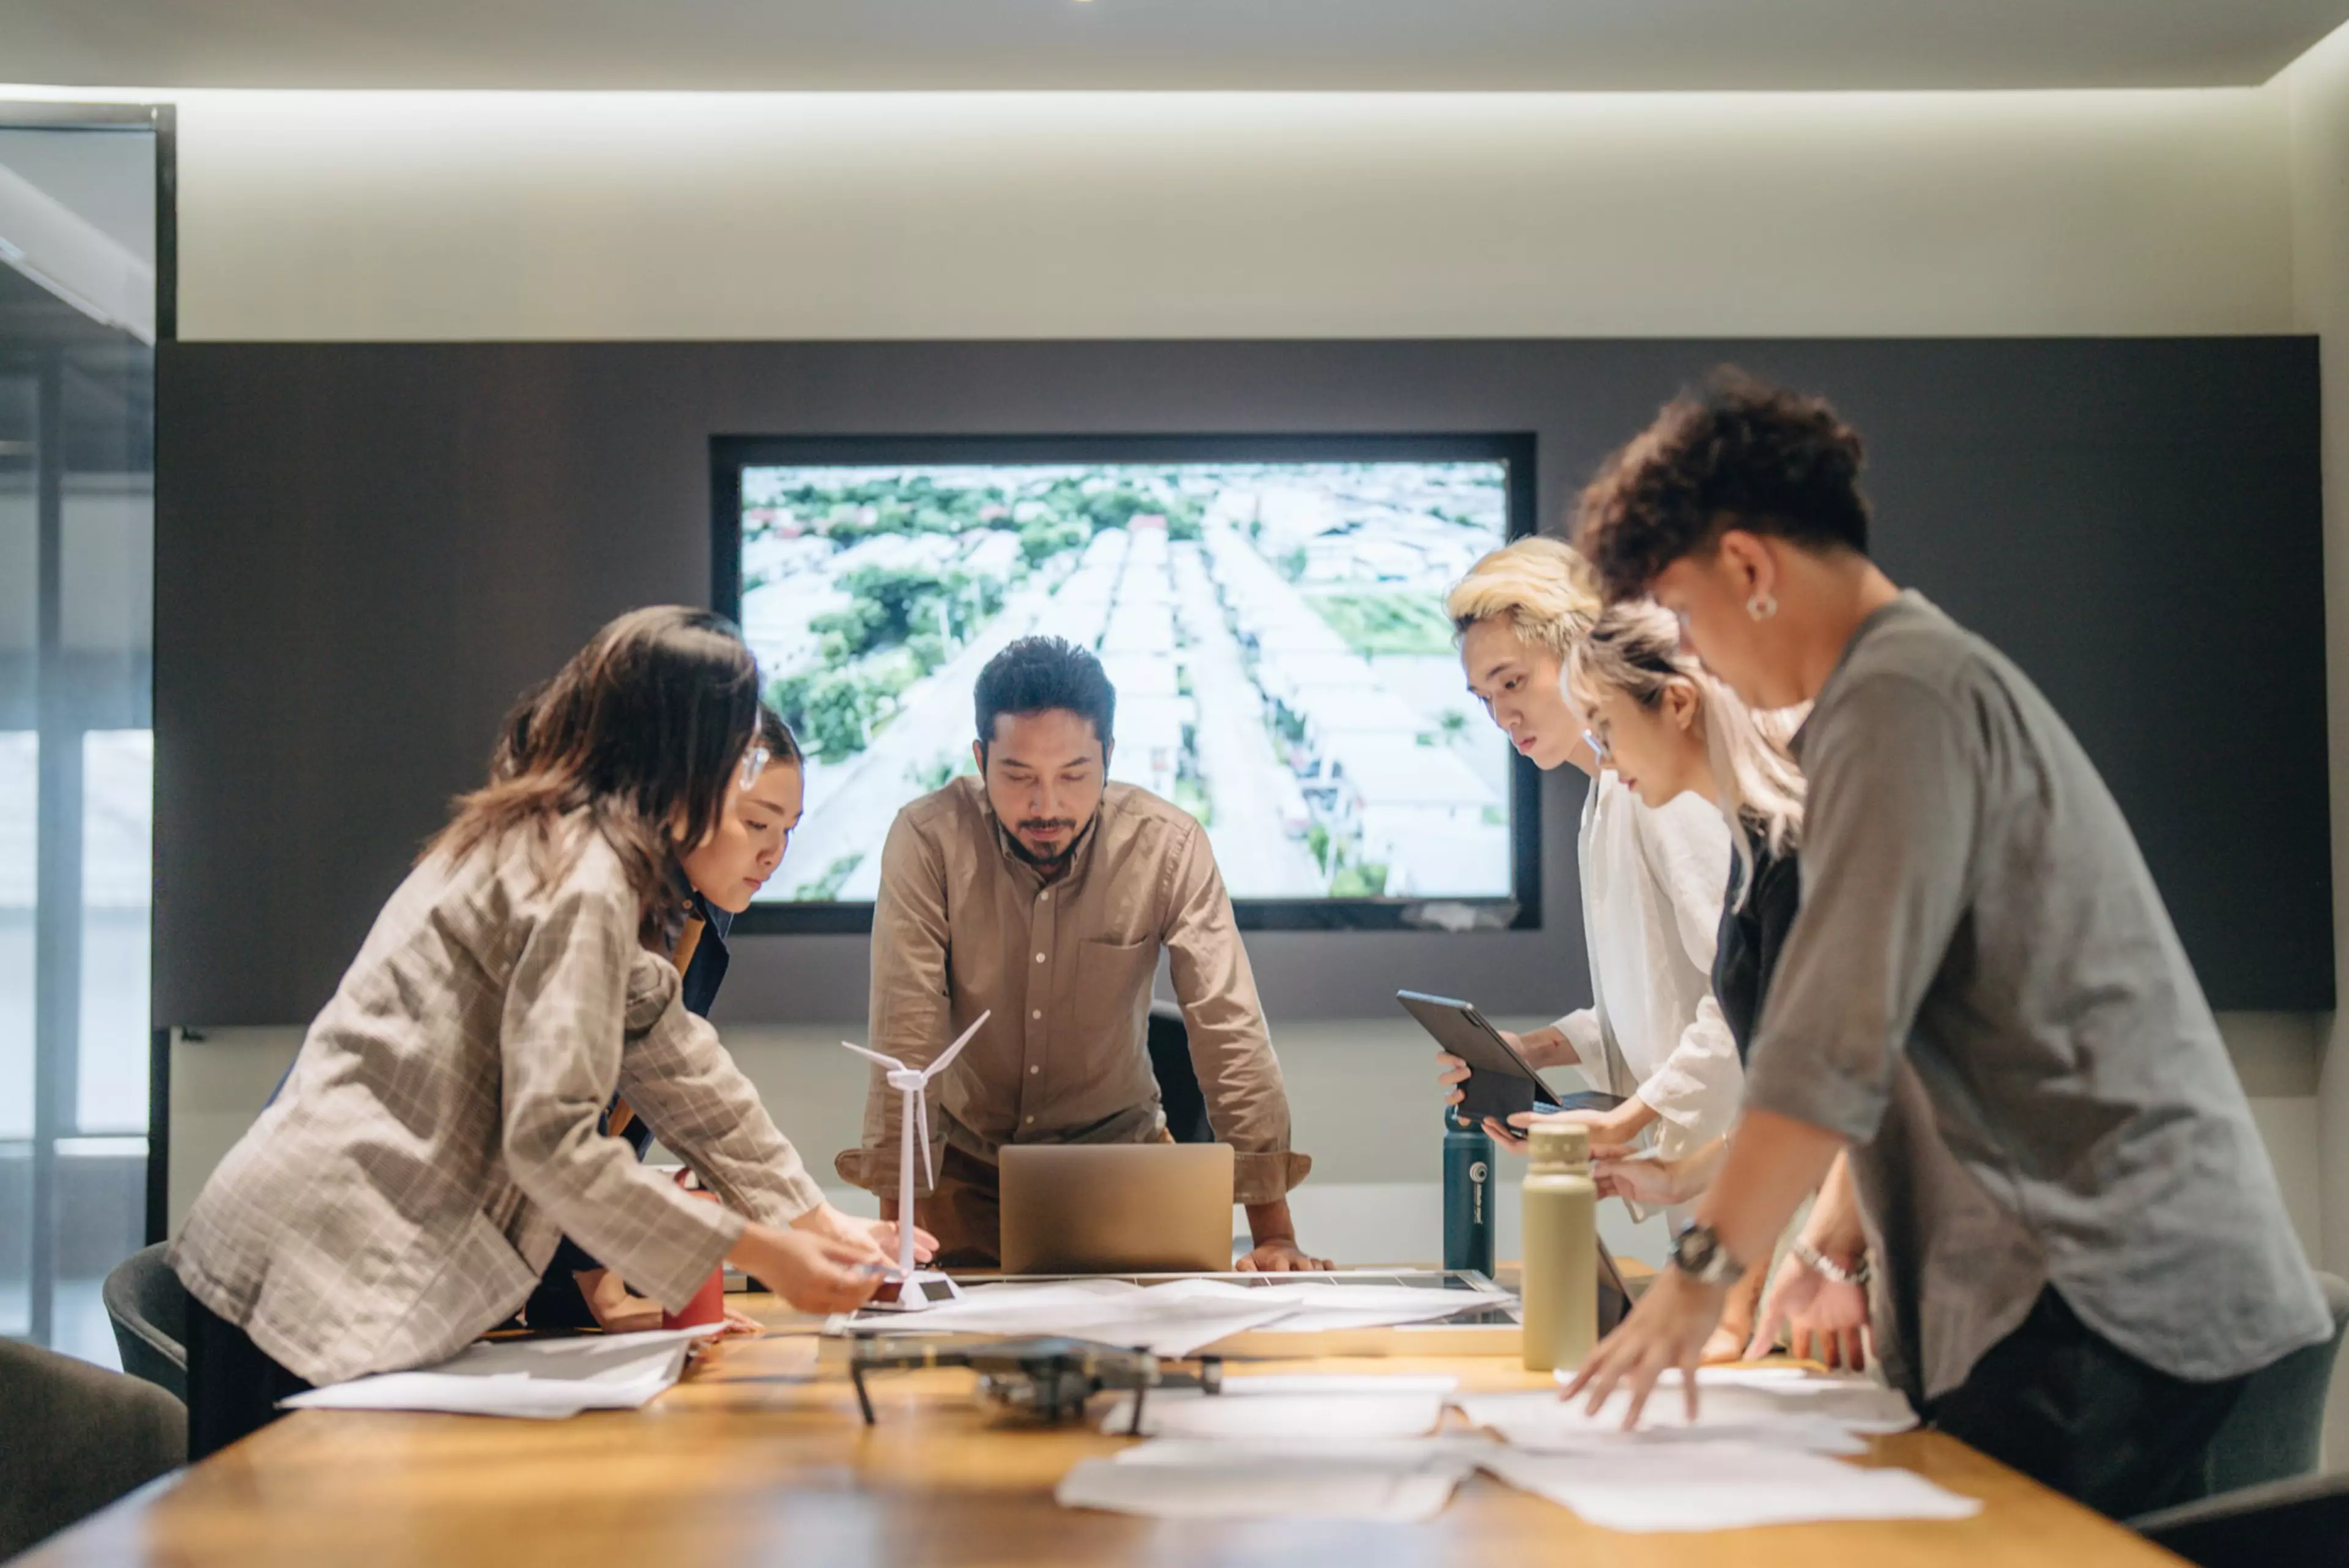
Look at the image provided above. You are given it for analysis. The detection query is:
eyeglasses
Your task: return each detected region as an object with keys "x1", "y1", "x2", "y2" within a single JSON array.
[{"x1": 1582, "y1": 727, "x2": 1612, "y2": 767}]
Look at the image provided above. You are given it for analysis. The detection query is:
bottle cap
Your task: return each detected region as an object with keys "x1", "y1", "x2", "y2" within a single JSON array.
[{"x1": 1527, "y1": 1122, "x2": 1590, "y2": 1167}]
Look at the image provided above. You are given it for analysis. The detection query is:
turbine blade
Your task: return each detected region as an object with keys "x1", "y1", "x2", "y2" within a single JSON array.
[
  {"x1": 916, "y1": 1093, "x2": 935, "y2": 1191},
  {"x1": 841, "y1": 1041, "x2": 902, "y2": 1071},
  {"x1": 921, "y1": 1009, "x2": 992, "y2": 1082}
]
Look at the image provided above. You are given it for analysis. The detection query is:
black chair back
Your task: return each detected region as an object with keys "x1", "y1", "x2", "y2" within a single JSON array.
[
  {"x1": 1146, "y1": 1000, "x2": 1216, "y2": 1144},
  {"x1": 103, "y1": 1241, "x2": 189, "y2": 1402}
]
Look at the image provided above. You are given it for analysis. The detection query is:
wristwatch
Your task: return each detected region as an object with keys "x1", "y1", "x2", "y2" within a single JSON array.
[{"x1": 1668, "y1": 1222, "x2": 1746, "y2": 1287}]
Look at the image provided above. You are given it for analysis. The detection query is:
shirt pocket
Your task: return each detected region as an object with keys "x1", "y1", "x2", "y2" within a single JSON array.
[{"x1": 1074, "y1": 936, "x2": 1159, "y2": 1040}]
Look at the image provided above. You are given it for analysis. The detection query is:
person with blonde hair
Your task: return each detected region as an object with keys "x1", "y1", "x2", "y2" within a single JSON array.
[
  {"x1": 1433, "y1": 537, "x2": 1742, "y2": 1249},
  {"x1": 1562, "y1": 599, "x2": 1855, "y2": 1364},
  {"x1": 1565, "y1": 599, "x2": 1804, "y2": 1052}
]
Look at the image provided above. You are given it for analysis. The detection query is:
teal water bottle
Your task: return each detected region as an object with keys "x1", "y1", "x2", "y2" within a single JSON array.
[{"x1": 1442, "y1": 1106, "x2": 1496, "y2": 1276}]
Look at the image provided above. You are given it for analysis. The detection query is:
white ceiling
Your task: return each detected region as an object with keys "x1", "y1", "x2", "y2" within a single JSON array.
[{"x1": 2, "y1": 0, "x2": 2346, "y2": 92}]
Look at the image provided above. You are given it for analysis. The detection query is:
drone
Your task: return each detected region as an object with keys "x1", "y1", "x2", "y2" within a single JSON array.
[{"x1": 847, "y1": 1336, "x2": 1223, "y2": 1430}]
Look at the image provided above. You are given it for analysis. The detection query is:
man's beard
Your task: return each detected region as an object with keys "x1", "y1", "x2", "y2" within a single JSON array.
[{"x1": 1011, "y1": 817, "x2": 1085, "y2": 867}]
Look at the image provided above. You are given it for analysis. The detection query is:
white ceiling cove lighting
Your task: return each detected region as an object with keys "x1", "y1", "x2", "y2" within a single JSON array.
[{"x1": 0, "y1": 1, "x2": 2343, "y2": 91}]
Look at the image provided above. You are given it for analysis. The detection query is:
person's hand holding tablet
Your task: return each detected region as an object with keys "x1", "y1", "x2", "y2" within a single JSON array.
[{"x1": 1434, "y1": 1023, "x2": 1577, "y2": 1112}]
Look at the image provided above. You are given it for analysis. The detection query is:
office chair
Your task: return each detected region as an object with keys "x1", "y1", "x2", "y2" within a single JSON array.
[
  {"x1": 103, "y1": 1242, "x2": 190, "y2": 1403},
  {"x1": 2133, "y1": 1470, "x2": 2349, "y2": 1568},
  {"x1": 0, "y1": 1337, "x2": 185, "y2": 1559},
  {"x1": 1146, "y1": 1000, "x2": 1215, "y2": 1144},
  {"x1": 2203, "y1": 1270, "x2": 2349, "y2": 1493}
]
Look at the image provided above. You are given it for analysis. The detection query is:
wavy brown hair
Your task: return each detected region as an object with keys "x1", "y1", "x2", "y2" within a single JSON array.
[{"x1": 431, "y1": 605, "x2": 761, "y2": 940}]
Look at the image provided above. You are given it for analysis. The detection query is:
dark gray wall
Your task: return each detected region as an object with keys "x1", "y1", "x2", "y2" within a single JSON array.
[{"x1": 155, "y1": 338, "x2": 2330, "y2": 1026}]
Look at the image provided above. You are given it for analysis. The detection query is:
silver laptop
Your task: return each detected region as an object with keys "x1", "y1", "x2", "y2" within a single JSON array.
[{"x1": 998, "y1": 1144, "x2": 1235, "y2": 1274}]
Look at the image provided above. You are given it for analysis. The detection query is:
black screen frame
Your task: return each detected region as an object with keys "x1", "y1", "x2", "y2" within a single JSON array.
[{"x1": 711, "y1": 430, "x2": 1541, "y2": 936}]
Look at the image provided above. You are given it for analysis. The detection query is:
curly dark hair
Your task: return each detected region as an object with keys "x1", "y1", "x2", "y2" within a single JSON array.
[
  {"x1": 1575, "y1": 369, "x2": 1871, "y2": 602},
  {"x1": 974, "y1": 635, "x2": 1116, "y2": 750}
]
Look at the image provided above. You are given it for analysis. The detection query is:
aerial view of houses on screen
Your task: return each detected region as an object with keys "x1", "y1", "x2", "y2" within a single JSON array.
[{"x1": 737, "y1": 460, "x2": 1512, "y2": 903}]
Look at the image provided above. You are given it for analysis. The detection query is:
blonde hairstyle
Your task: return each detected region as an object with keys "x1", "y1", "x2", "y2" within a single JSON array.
[
  {"x1": 1445, "y1": 536, "x2": 1604, "y2": 659},
  {"x1": 1566, "y1": 599, "x2": 1806, "y2": 903}
]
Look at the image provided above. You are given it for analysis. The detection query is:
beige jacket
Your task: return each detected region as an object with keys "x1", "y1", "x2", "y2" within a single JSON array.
[{"x1": 173, "y1": 815, "x2": 824, "y2": 1386}]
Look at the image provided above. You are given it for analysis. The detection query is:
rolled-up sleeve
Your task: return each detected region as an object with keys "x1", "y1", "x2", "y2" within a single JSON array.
[
  {"x1": 1162, "y1": 821, "x2": 1309, "y2": 1205},
  {"x1": 1743, "y1": 676, "x2": 1983, "y2": 1141},
  {"x1": 1549, "y1": 1008, "x2": 1606, "y2": 1071},
  {"x1": 496, "y1": 878, "x2": 745, "y2": 1314}
]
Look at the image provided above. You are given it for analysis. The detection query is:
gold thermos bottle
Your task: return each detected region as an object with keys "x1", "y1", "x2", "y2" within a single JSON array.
[{"x1": 1520, "y1": 1121, "x2": 1598, "y2": 1373}]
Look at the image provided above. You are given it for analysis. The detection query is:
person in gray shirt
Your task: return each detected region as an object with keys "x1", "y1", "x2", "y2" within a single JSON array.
[{"x1": 1561, "y1": 371, "x2": 2329, "y2": 1518}]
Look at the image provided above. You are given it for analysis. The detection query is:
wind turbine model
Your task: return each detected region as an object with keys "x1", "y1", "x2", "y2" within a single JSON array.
[{"x1": 841, "y1": 1010, "x2": 991, "y2": 1309}]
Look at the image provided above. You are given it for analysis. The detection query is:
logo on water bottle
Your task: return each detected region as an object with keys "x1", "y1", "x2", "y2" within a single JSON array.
[{"x1": 1469, "y1": 1161, "x2": 1488, "y2": 1185}]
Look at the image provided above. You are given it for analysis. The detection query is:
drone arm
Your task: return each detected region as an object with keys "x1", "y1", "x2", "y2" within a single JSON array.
[{"x1": 851, "y1": 1359, "x2": 876, "y2": 1426}]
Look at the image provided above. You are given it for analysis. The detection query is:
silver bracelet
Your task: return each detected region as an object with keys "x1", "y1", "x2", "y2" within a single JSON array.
[{"x1": 1791, "y1": 1238, "x2": 1869, "y2": 1287}]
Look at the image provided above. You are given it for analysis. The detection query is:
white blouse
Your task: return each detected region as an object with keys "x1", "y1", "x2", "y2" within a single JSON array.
[{"x1": 1551, "y1": 770, "x2": 1742, "y2": 1164}]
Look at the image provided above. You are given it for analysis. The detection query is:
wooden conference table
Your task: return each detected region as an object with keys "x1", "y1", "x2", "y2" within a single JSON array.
[{"x1": 25, "y1": 1293, "x2": 2185, "y2": 1568}]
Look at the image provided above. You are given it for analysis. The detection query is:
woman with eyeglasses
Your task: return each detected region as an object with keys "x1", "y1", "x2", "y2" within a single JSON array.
[
  {"x1": 1436, "y1": 540, "x2": 1742, "y2": 1259},
  {"x1": 511, "y1": 701, "x2": 877, "y2": 1335},
  {"x1": 1567, "y1": 601, "x2": 1804, "y2": 1079},
  {"x1": 1559, "y1": 599, "x2": 1836, "y2": 1363},
  {"x1": 172, "y1": 607, "x2": 919, "y2": 1459}
]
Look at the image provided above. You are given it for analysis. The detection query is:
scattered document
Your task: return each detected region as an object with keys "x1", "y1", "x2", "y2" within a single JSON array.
[
  {"x1": 850, "y1": 1279, "x2": 1291, "y2": 1358},
  {"x1": 1455, "y1": 1367, "x2": 1916, "y2": 1454},
  {"x1": 1058, "y1": 1431, "x2": 1980, "y2": 1530},
  {"x1": 1455, "y1": 1390, "x2": 1869, "y2": 1456},
  {"x1": 1215, "y1": 1374, "x2": 1461, "y2": 1396},
  {"x1": 280, "y1": 1326, "x2": 721, "y2": 1419},
  {"x1": 1477, "y1": 1441, "x2": 1982, "y2": 1533},
  {"x1": 1099, "y1": 1375, "x2": 1452, "y2": 1439},
  {"x1": 1630, "y1": 1366, "x2": 1921, "y2": 1432},
  {"x1": 850, "y1": 1276, "x2": 1510, "y2": 1359},
  {"x1": 1053, "y1": 1360, "x2": 1967, "y2": 1530},
  {"x1": 1058, "y1": 1438, "x2": 1490, "y2": 1523}
]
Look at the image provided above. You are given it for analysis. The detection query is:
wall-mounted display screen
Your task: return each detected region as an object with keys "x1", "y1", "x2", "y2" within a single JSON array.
[{"x1": 713, "y1": 435, "x2": 1538, "y2": 931}]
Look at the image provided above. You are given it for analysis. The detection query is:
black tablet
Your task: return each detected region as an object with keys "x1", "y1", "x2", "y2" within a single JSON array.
[{"x1": 1396, "y1": 989, "x2": 1624, "y2": 1126}]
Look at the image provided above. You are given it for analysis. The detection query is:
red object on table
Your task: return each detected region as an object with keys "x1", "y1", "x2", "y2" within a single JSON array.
[{"x1": 663, "y1": 1179, "x2": 727, "y2": 1331}]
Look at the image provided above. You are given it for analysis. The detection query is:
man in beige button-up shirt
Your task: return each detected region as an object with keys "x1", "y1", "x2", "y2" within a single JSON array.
[{"x1": 835, "y1": 636, "x2": 1323, "y2": 1270}]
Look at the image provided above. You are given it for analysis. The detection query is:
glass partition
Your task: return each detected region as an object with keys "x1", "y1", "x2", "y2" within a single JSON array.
[{"x1": 0, "y1": 113, "x2": 160, "y2": 1366}]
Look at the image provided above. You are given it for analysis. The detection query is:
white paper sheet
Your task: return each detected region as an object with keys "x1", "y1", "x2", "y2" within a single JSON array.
[
  {"x1": 1477, "y1": 1441, "x2": 1982, "y2": 1532},
  {"x1": 1619, "y1": 1367, "x2": 1921, "y2": 1432},
  {"x1": 1454, "y1": 1367, "x2": 1917, "y2": 1455},
  {"x1": 280, "y1": 1326, "x2": 720, "y2": 1419},
  {"x1": 852, "y1": 1277, "x2": 1508, "y2": 1358},
  {"x1": 1099, "y1": 1389, "x2": 1450, "y2": 1440},
  {"x1": 1218, "y1": 1374, "x2": 1462, "y2": 1396},
  {"x1": 1454, "y1": 1391, "x2": 1871, "y2": 1456},
  {"x1": 1057, "y1": 1438, "x2": 1490, "y2": 1522}
]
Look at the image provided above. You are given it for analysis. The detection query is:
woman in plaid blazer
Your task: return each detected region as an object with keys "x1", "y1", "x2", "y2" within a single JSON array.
[{"x1": 173, "y1": 607, "x2": 916, "y2": 1457}]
